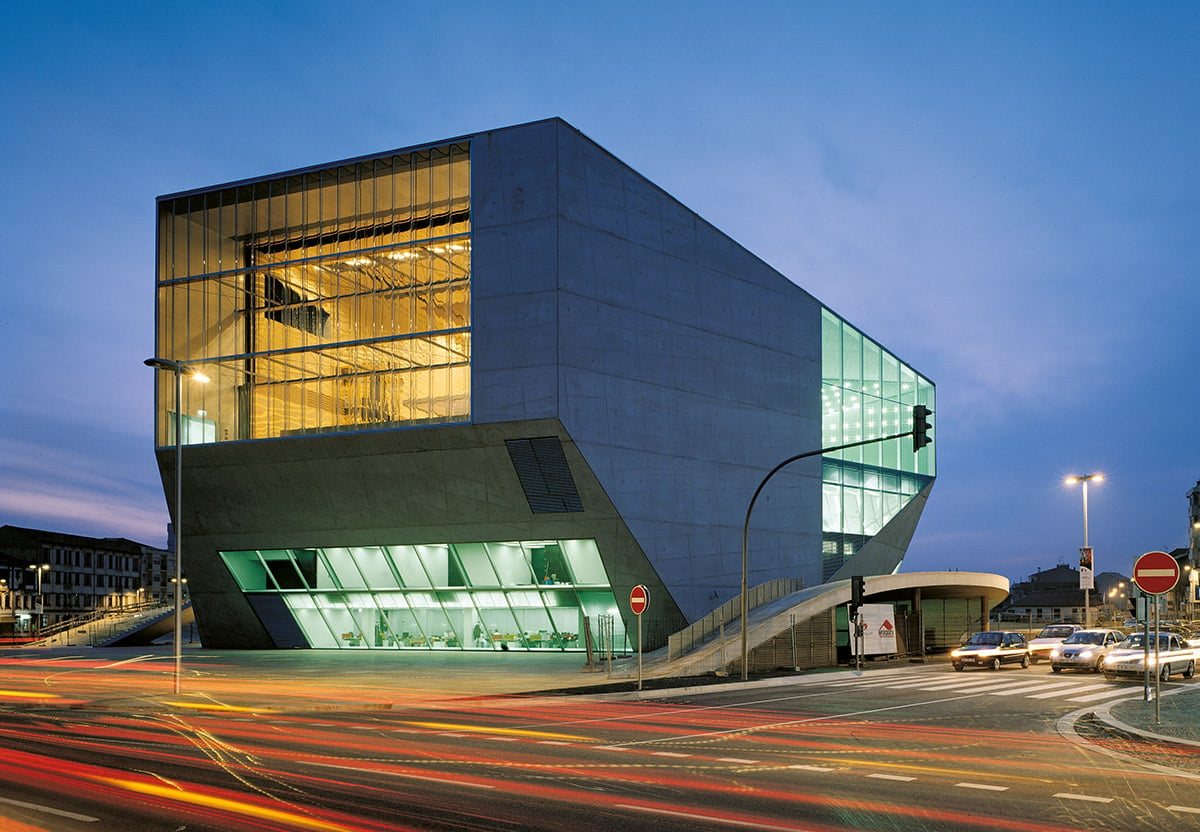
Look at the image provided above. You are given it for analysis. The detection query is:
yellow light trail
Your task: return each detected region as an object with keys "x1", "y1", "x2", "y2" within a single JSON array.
[
  {"x1": 92, "y1": 774, "x2": 357, "y2": 832},
  {"x1": 400, "y1": 721, "x2": 592, "y2": 742}
]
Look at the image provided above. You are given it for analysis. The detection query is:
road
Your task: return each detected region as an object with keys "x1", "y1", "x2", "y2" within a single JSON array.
[{"x1": 1, "y1": 651, "x2": 1198, "y2": 831}]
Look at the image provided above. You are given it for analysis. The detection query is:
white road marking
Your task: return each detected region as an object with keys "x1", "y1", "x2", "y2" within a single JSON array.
[
  {"x1": 1168, "y1": 805, "x2": 1200, "y2": 814},
  {"x1": 789, "y1": 764, "x2": 834, "y2": 772},
  {"x1": 1066, "y1": 687, "x2": 1142, "y2": 703},
  {"x1": 614, "y1": 804, "x2": 812, "y2": 831},
  {"x1": 985, "y1": 681, "x2": 1094, "y2": 696},
  {"x1": 0, "y1": 796, "x2": 99, "y2": 822},
  {"x1": 1054, "y1": 793, "x2": 1113, "y2": 803},
  {"x1": 1028, "y1": 684, "x2": 1110, "y2": 699},
  {"x1": 303, "y1": 760, "x2": 495, "y2": 789},
  {"x1": 955, "y1": 783, "x2": 1007, "y2": 791},
  {"x1": 868, "y1": 773, "x2": 916, "y2": 782},
  {"x1": 719, "y1": 757, "x2": 761, "y2": 764}
]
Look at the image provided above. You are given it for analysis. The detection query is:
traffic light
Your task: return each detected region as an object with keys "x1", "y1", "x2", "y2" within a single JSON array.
[
  {"x1": 851, "y1": 575, "x2": 865, "y2": 607},
  {"x1": 912, "y1": 405, "x2": 933, "y2": 452}
]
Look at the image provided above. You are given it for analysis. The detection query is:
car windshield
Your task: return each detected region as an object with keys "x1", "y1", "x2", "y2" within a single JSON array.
[
  {"x1": 1036, "y1": 626, "x2": 1076, "y2": 639},
  {"x1": 1063, "y1": 632, "x2": 1105, "y2": 645},
  {"x1": 966, "y1": 632, "x2": 1003, "y2": 646},
  {"x1": 1117, "y1": 634, "x2": 1173, "y2": 650}
]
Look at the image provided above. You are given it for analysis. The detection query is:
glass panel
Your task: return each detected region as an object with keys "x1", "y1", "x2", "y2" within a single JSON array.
[
  {"x1": 454, "y1": 542, "x2": 498, "y2": 586},
  {"x1": 471, "y1": 591, "x2": 521, "y2": 649},
  {"x1": 220, "y1": 551, "x2": 268, "y2": 591},
  {"x1": 486, "y1": 542, "x2": 535, "y2": 586},
  {"x1": 350, "y1": 547, "x2": 401, "y2": 589},
  {"x1": 530, "y1": 543, "x2": 570, "y2": 585},
  {"x1": 504, "y1": 590, "x2": 556, "y2": 649},
  {"x1": 284, "y1": 595, "x2": 338, "y2": 648},
  {"x1": 258, "y1": 549, "x2": 305, "y2": 590},
  {"x1": 560, "y1": 539, "x2": 607, "y2": 585},
  {"x1": 577, "y1": 590, "x2": 627, "y2": 648},
  {"x1": 321, "y1": 548, "x2": 367, "y2": 589},
  {"x1": 388, "y1": 545, "x2": 431, "y2": 587},
  {"x1": 542, "y1": 589, "x2": 582, "y2": 648}
]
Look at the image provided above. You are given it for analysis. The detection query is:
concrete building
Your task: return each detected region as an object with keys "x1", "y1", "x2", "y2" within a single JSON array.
[{"x1": 150, "y1": 118, "x2": 937, "y2": 654}]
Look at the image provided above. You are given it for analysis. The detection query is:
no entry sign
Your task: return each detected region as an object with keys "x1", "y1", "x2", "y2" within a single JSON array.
[
  {"x1": 1132, "y1": 551, "x2": 1180, "y2": 595},
  {"x1": 629, "y1": 584, "x2": 649, "y2": 616}
]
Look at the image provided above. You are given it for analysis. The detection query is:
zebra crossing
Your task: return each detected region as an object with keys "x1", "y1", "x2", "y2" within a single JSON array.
[{"x1": 826, "y1": 667, "x2": 1145, "y2": 705}]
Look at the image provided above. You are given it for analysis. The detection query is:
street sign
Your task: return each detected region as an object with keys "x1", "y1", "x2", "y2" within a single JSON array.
[
  {"x1": 1132, "y1": 551, "x2": 1180, "y2": 596},
  {"x1": 629, "y1": 584, "x2": 649, "y2": 616}
]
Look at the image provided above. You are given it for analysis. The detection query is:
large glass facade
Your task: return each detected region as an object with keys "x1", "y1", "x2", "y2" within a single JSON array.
[
  {"x1": 821, "y1": 308, "x2": 934, "y2": 579},
  {"x1": 220, "y1": 539, "x2": 629, "y2": 652},
  {"x1": 153, "y1": 143, "x2": 471, "y2": 446}
]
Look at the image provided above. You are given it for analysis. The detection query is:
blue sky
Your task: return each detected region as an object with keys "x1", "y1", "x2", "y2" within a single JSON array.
[{"x1": 1, "y1": 2, "x2": 1197, "y2": 583}]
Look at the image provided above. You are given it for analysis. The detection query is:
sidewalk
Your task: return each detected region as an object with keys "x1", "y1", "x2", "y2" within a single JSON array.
[{"x1": 1102, "y1": 683, "x2": 1200, "y2": 746}]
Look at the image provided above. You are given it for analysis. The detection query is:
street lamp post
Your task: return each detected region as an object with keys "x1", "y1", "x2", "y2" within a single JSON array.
[
  {"x1": 1065, "y1": 474, "x2": 1103, "y2": 628},
  {"x1": 26, "y1": 563, "x2": 50, "y2": 637},
  {"x1": 145, "y1": 357, "x2": 208, "y2": 694}
]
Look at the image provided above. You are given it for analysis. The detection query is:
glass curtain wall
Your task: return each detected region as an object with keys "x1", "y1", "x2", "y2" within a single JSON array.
[
  {"x1": 220, "y1": 539, "x2": 629, "y2": 652},
  {"x1": 153, "y1": 143, "x2": 470, "y2": 446},
  {"x1": 820, "y1": 308, "x2": 935, "y2": 579}
]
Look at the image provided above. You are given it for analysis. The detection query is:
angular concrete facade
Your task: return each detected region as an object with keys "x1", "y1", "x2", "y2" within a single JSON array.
[{"x1": 152, "y1": 119, "x2": 932, "y2": 652}]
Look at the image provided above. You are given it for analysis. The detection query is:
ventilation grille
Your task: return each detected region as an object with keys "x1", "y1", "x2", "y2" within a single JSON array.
[{"x1": 505, "y1": 437, "x2": 584, "y2": 513}]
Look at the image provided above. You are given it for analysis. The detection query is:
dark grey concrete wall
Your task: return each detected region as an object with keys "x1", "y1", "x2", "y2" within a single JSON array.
[{"x1": 159, "y1": 419, "x2": 686, "y2": 648}]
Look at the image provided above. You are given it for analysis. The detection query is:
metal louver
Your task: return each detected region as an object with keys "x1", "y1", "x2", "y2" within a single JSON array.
[{"x1": 505, "y1": 437, "x2": 584, "y2": 513}]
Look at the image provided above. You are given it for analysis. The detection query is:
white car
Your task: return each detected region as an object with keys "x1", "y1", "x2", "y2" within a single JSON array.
[
  {"x1": 1102, "y1": 632, "x2": 1196, "y2": 681},
  {"x1": 951, "y1": 631, "x2": 1031, "y2": 671},
  {"x1": 1027, "y1": 624, "x2": 1082, "y2": 664},
  {"x1": 1048, "y1": 629, "x2": 1124, "y2": 673}
]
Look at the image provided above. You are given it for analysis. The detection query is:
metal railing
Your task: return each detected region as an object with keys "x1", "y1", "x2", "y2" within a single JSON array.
[
  {"x1": 668, "y1": 578, "x2": 805, "y2": 659},
  {"x1": 25, "y1": 601, "x2": 175, "y2": 647}
]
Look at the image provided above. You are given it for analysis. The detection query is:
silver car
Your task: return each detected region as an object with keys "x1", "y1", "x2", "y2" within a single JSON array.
[
  {"x1": 1048, "y1": 628, "x2": 1124, "y2": 673},
  {"x1": 1102, "y1": 631, "x2": 1196, "y2": 681}
]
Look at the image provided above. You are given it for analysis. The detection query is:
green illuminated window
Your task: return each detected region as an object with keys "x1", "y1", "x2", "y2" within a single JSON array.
[
  {"x1": 821, "y1": 308, "x2": 934, "y2": 578},
  {"x1": 220, "y1": 539, "x2": 627, "y2": 652}
]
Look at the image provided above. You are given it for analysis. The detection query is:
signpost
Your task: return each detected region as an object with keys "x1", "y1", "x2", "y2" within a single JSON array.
[
  {"x1": 630, "y1": 585, "x2": 648, "y2": 690},
  {"x1": 1131, "y1": 551, "x2": 1180, "y2": 713}
]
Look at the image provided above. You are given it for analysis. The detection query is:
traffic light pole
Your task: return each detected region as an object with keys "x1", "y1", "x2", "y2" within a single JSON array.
[{"x1": 740, "y1": 411, "x2": 931, "y2": 680}]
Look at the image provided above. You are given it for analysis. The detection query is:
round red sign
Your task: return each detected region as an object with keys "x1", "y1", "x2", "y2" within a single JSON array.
[
  {"x1": 1132, "y1": 550, "x2": 1180, "y2": 596},
  {"x1": 629, "y1": 584, "x2": 649, "y2": 615}
]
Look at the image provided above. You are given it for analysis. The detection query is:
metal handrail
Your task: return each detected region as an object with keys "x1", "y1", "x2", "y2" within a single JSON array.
[{"x1": 667, "y1": 578, "x2": 804, "y2": 659}]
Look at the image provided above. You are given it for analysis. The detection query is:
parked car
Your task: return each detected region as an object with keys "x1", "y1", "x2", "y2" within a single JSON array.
[
  {"x1": 1027, "y1": 623, "x2": 1083, "y2": 663},
  {"x1": 951, "y1": 631, "x2": 1031, "y2": 671},
  {"x1": 1102, "y1": 632, "x2": 1196, "y2": 681},
  {"x1": 1048, "y1": 629, "x2": 1125, "y2": 673}
]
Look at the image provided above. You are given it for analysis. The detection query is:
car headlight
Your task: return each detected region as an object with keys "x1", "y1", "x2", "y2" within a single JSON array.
[
  {"x1": 1076, "y1": 649, "x2": 1094, "y2": 659},
  {"x1": 1050, "y1": 649, "x2": 1062, "y2": 659}
]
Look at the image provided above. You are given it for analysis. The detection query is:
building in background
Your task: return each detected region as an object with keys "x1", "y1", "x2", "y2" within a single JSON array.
[
  {"x1": 149, "y1": 118, "x2": 936, "y2": 653},
  {"x1": 0, "y1": 526, "x2": 170, "y2": 636}
]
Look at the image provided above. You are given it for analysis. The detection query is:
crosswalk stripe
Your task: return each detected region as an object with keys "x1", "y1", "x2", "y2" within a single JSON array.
[
  {"x1": 829, "y1": 670, "x2": 1145, "y2": 704},
  {"x1": 1067, "y1": 687, "x2": 1142, "y2": 703},
  {"x1": 985, "y1": 681, "x2": 1091, "y2": 696},
  {"x1": 1027, "y1": 683, "x2": 1111, "y2": 699}
]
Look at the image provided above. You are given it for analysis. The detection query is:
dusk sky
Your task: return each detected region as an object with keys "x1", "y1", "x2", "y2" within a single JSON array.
[{"x1": 2, "y1": 2, "x2": 1197, "y2": 584}]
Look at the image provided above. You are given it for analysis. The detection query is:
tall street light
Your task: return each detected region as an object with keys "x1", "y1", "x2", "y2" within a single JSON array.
[
  {"x1": 145, "y1": 357, "x2": 208, "y2": 694},
  {"x1": 27, "y1": 563, "x2": 50, "y2": 636},
  {"x1": 1065, "y1": 474, "x2": 1103, "y2": 628}
]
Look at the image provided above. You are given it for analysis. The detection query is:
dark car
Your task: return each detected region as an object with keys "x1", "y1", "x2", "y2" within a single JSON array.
[{"x1": 951, "y1": 631, "x2": 1030, "y2": 671}]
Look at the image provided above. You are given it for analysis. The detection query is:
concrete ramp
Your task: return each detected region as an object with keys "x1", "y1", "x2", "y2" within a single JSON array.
[{"x1": 622, "y1": 571, "x2": 1010, "y2": 679}]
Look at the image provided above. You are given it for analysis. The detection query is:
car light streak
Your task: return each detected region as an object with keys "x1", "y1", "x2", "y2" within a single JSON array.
[{"x1": 398, "y1": 720, "x2": 593, "y2": 741}]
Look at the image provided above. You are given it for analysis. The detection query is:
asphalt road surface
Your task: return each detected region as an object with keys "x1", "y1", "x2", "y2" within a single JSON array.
[{"x1": 1, "y1": 652, "x2": 1198, "y2": 831}]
